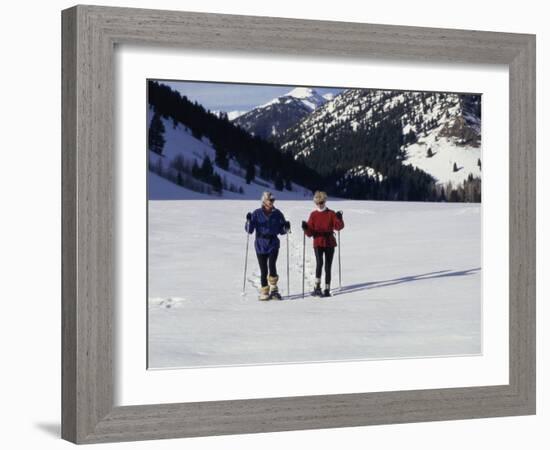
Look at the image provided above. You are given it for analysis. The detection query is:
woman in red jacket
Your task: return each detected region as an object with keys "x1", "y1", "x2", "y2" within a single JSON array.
[{"x1": 301, "y1": 191, "x2": 344, "y2": 297}]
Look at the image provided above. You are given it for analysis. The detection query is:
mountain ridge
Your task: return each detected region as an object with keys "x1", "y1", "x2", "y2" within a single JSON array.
[
  {"x1": 279, "y1": 88, "x2": 481, "y2": 188},
  {"x1": 232, "y1": 87, "x2": 334, "y2": 140}
]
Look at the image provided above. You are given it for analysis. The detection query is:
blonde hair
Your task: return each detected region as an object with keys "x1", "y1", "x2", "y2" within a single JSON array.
[
  {"x1": 313, "y1": 190, "x2": 328, "y2": 204},
  {"x1": 261, "y1": 191, "x2": 275, "y2": 204}
]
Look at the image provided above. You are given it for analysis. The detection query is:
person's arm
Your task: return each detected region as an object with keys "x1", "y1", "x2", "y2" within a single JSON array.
[
  {"x1": 245, "y1": 211, "x2": 255, "y2": 234},
  {"x1": 280, "y1": 212, "x2": 291, "y2": 235},
  {"x1": 334, "y1": 210, "x2": 344, "y2": 231},
  {"x1": 303, "y1": 212, "x2": 314, "y2": 237}
]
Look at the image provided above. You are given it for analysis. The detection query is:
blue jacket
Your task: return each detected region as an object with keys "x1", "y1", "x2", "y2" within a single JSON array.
[{"x1": 245, "y1": 207, "x2": 288, "y2": 254}]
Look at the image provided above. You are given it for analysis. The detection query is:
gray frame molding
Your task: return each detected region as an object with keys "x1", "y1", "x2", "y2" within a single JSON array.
[{"x1": 61, "y1": 5, "x2": 536, "y2": 444}]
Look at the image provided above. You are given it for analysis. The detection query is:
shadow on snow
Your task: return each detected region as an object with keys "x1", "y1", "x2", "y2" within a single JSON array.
[{"x1": 283, "y1": 268, "x2": 481, "y2": 300}]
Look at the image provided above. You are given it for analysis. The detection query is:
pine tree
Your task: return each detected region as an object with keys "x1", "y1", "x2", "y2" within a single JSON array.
[
  {"x1": 212, "y1": 173, "x2": 223, "y2": 192},
  {"x1": 453, "y1": 162, "x2": 458, "y2": 172},
  {"x1": 274, "y1": 173, "x2": 284, "y2": 191},
  {"x1": 439, "y1": 187, "x2": 446, "y2": 202},
  {"x1": 154, "y1": 157, "x2": 164, "y2": 176},
  {"x1": 191, "y1": 160, "x2": 200, "y2": 178},
  {"x1": 245, "y1": 161, "x2": 255, "y2": 184},
  {"x1": 148, "y1": 113, "x2": 166, "y2": 155},
  {"x1": 427, "y1": 147, "x2": 433, "y2": 158},
  {"x1": 215, "y1": 146, "x2": 229, "y2": 170},
  {"x1": 201, "y1": 156, "x2": 214, "y2": 178},
  {"x1": 284, "y1": 178, "x2": 292, "y2": 191}
]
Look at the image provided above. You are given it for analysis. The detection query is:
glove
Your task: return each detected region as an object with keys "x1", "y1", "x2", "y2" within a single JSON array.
[
  {"x1": 301, "y1": 221, "x2": 308, "y2": 231},
  {"x1": 284, "y1": 220, "x2": 291, "y2": 232},
  {"x1": 246, "y1": 212, "x2": 252, "y2": 221},
  {"x1": 336, "y1": 211, "x2": 343, "y2": 220}
]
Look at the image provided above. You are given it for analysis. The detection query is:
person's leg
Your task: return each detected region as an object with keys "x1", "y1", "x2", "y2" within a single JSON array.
[
  {"x1": 313, "y1": 247, "x2": 323, "y2": 295},
  {"x1": 267, "y1": 249, "x2": 281, "y2": 298},
  {"x1": 324, "y1": 247, "x2": 335, "y2": 286},
  {"x1": 256, "y1": 253, "x2": 268, "y2": 286},
  {"x1": 267, "y1": 248, "x2": 279, "y2": 278},
  {"x1": 256, "y1": 253, "x2": 270, "y2": 300}
]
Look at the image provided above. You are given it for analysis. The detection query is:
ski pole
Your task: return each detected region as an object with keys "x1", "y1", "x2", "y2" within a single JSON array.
[
  {"x1": 286, "y1": 233, "x2": 290, "y2": 296},
  {"x1": 338, "y1": 229, "x2": 342, "y2": 289},
  {"x1": 242, "y1": 223, "x2": 250, "y2": 294},
  {"x1": 302, "y1": 230, "x2": 306, "y2": 298}
]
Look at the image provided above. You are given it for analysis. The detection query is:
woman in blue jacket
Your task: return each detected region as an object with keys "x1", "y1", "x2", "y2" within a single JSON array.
[{"x1": 245, "y1": 191, "x2": 290, "y2": 300}]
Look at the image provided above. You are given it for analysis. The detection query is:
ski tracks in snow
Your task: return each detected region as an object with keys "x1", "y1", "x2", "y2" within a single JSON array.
[
  {"x1": 243, "y1": 230, "x2": 316, "y2": 299},
  {"x1": 149, "y1": 297, "x2": 187, "y2": 309}
]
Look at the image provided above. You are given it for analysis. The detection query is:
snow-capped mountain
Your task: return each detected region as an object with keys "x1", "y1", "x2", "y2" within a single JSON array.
[
  {"x1": 233, "y1": 87, "x2": 333, "y2": 140},
  {"x1": 227, "y1": 110, "x2": 248, "y2": 120},
  {"x1": 280, "y1": 89, "x2": 481, "y2": 187},
  {"x1": 148, "y1": 80, "x2": 481, "y2": 202},
  {"x1": 212, "y1": 110, "x2": 248, "y2": 120}
]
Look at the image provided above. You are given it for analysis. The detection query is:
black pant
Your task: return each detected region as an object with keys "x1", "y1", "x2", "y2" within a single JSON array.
[
  {"x1": 257, "y1": 249, "x2": 279, "y2": 287},
  {"x1": 314, "y1": 247, "x2": 335, "y2": 285}
]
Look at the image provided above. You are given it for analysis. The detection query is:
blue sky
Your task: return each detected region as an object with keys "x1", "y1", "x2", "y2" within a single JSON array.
[{"x1": 157, "y1": 80, "x2": 344, "y2": 113}]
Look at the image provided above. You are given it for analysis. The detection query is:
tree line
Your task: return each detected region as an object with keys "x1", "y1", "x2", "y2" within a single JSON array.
[{"x1": 147, "y1": 80, "x2": 322, "y2": 192}]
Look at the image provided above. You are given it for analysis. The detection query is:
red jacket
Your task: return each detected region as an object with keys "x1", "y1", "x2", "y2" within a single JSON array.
[{"x1": 305, "y1": 208, "x2": 344, "y2": 248}]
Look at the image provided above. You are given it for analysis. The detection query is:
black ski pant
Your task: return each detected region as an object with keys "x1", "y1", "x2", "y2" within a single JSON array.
[
  {"x1": 256, "y1": 249, "x2": 279, "y2": 287},
  {"x1": 314, "y1": 246, "x2": 335, "y2": 285}
]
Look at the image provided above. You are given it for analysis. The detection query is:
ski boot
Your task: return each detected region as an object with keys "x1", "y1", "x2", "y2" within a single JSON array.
[
  {"x1": 322, "y1": 284, "x2": 332, "y2": 298},
  {"x1": 311, "y1": 279, "x2": 322, "y2": 297},
  {"x1": 268, "y1": 275, "x2": 282, "y2": 300},
  {"x1": 259, "y1": 285, "x2": 270, "y2": 301}
]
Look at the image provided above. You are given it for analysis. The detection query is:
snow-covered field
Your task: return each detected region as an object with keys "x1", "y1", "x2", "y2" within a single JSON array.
[{"x1": 148, "y1": 199, "x2": 481, "y2": 369}]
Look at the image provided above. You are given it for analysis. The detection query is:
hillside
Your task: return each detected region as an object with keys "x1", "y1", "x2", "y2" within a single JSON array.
[
  {"x1": 280, "y1": 89, "x2": 481, "y2": 191},
  {"x1": 233, "y1": 87, "x2": 332, "y2": 140},
  {"x1": 147, "y1": 81, "x2": 481, "y2": 203},
  {"x1": 147, "y1": 81, "x2": 324, "y2": 200},
  {"x1": 147, "y1": 106, "x2": 313, "y2": 200}
]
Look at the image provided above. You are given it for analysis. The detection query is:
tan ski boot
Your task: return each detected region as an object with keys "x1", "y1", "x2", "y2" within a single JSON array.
[
  {"x1": 259, "y1": 285, "x2": 270, "y2": 301},
  {"x1": 268, "y1": 275, "x2": 282, "y2": 300}
]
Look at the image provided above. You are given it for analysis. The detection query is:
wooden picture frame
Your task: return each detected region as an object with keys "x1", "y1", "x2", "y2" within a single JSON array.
[{"x1": 61, "y1": 4, "x2": 536, "y2": 444}]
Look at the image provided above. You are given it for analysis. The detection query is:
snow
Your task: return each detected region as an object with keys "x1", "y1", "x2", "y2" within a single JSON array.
[
  {"x1": 287, "y1": 87, "x2": 317, "y2": 98},
  {"x1": 148, "y1": 199, "x2": 481, "y2": 368},
  {"x1": 282, "y1": 89, "x2": 481, "y2": 187},
  {"x1": 257, "y1": 86, "x2": 328, "y2": 111},
  {"x1": 212, "y1": 110, "x2": 248, "y2": 120},
  {"x1": 403, "y1": 132, "x2": 481, "y2": 186},
  {"x1": 147, "y1": 106, "x2": 311, "y2": 200},
  {"x1": 227, "y1": 110, "x2": 248, "y2": 120},
  {"x1": 148, "y1": 171, "x2": 211, "y2": 200},
  {"x1": 344, "y1": 165, "x2": 385, "y2": 182}
]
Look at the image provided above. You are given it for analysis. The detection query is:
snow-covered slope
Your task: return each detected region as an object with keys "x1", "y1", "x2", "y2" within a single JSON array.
[
  {"x1": 232, "y1": 87, "x2": 333, "y2": 140},
  {"x1": 281, "y1": 89, "x2": 481, "y2": 187},
  {"x1": 148, "y1": 199, "x2": 481, "y2": 368},
  {"x1": 147, "y1": 106, "x2": 311, "y2": 200},
  {"x1": 402, "y1": 130, "x2": 481, "y2": 186}
]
